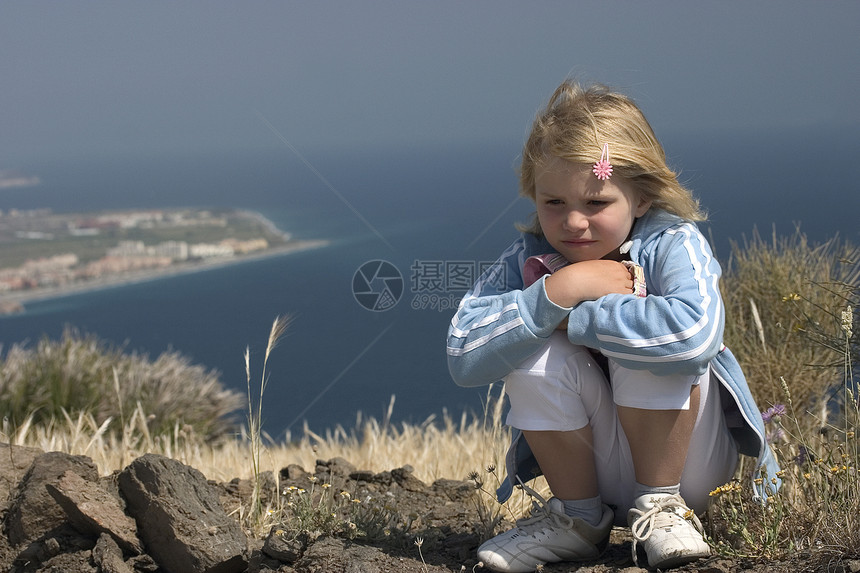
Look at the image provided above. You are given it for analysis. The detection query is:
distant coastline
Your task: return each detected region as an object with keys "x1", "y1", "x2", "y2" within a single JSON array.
[{"x1": 0, "y1": 238, "x2": 329, "y2": 313}]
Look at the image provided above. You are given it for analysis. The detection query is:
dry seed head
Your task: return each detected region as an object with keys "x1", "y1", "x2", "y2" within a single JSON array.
[
  {"x1": 779, "y1": 377, "x2": 792, "y2": 404},
  {"x1": 265, "y1": 315, "x2": 292, "y2": 362},
  {"x1": 842, "y1": 306, "x2": 854, "y2": 338}
]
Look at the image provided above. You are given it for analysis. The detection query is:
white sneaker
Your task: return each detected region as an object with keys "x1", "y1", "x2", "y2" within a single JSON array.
[
  {"x1": 628, "y1": 493, "x2": 710, "y2": 569},
  {"x1": 477, "y1": 492, "x2": 613, "y2": 573}
]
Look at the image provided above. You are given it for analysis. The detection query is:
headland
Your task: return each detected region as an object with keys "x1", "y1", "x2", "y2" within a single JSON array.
[{"x1": 0, "y1": 207, "x2": 328, "y2": 314}]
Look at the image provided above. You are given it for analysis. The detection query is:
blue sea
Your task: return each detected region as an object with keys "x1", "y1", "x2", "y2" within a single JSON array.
[{"x1": 1, "y1": 128, "x2": 857, "y2": 439}]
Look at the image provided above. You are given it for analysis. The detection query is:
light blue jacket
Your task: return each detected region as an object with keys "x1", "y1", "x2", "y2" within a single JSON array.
[{"x1": 447, "y1": 209, "x2": 781, "y2": 503}]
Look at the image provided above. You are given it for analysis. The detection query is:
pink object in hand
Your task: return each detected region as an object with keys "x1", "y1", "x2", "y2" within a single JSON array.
[{"x1": 522, "y1": 254, "x2": 570, "y2": 287}]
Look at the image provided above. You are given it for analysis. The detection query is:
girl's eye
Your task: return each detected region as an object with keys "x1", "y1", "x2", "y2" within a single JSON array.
[
  {"x1": 588, "y1": 200, "x2": 608, "y2": 207},
  {"x1": 545, "y1": 199, "x2": 563, "y2": 206}
]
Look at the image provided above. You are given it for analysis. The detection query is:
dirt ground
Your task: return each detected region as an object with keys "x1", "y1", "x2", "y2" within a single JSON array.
[
  {"x1": 3, "y1": 448, "x2": 858, "y2": 573},
  {"x1": 238, "y1": 459, "x2": 860, "y2": 573}
]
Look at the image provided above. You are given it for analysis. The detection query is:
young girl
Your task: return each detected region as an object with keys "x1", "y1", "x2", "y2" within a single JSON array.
[{"x1": 446, "y1": 81, "x2": 780, "y2": 572}]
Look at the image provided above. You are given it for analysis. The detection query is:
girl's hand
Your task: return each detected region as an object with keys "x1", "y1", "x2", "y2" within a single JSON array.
[{"x1": 544, "y1": 260, "x2": 634, "y2": 309}]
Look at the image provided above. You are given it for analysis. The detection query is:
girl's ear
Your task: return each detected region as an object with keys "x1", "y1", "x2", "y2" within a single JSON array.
[{"x1": 634, "y1": 197, "x2": 652, "y2": 218}]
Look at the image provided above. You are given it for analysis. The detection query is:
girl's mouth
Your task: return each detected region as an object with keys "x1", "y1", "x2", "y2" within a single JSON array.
[{"x1": 563, "y1": 239, "x2": 596, "y2": 245}]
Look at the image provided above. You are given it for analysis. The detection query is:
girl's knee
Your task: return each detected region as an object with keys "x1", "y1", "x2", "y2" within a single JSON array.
[
  {"x1": 504, "y1": 337, "x2": 609, "y2": 432},
  {"x1": 610, "y1": 362, "x2": 705, "y2": 411}
]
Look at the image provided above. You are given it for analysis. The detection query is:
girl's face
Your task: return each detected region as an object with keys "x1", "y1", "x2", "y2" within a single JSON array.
[{"x1": 535, "y1": 156, "x2": 651, "y2": 263}]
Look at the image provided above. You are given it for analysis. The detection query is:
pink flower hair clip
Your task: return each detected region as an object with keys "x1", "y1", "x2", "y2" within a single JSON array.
[{"x1": 593, "y1": 143, "x2": 613, "y2": 180}]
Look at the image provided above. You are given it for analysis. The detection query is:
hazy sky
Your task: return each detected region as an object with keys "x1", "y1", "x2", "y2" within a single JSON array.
[{"x1": 1, "y1": 1, "x2": 858, "y2": 165}]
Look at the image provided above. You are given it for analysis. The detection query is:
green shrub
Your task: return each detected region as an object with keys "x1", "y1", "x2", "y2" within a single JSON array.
[{"x1": 0, "y1": 327, "x2": 243, "y2": 441}]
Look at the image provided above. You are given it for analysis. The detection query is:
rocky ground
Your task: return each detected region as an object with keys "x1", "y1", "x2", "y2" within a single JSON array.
[{"x1": 1, "y1": 443, "x2": 856, "y2": 573}]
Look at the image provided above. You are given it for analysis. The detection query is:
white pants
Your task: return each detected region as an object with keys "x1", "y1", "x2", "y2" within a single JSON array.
[{"x1": 504, "y1": 332, "x2": 738, "y2": 521}]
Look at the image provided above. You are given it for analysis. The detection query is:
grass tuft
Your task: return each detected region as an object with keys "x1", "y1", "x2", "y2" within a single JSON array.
[{"x1": 0, "y1": 327, "x2": 244, "y2": 441}]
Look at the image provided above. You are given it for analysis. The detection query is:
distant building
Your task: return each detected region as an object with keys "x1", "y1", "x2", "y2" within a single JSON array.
[
  {"x1": 108, "y1": 241, "x2": 147, "y2": 257},
  {"x1": 152, "y1": 241, "x2": 189, "y2": 260},
  {"x1": 190, "y1": 243, "x2": 234, "y2": 258}
]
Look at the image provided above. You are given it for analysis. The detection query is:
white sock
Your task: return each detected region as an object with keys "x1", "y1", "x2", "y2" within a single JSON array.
[{"x1": 561, "y1": 495, "x2": 603, "y2": 526}]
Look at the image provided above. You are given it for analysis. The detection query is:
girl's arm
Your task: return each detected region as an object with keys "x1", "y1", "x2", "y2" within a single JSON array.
[
  {"x1": 446, "y1": 237, "x2": 571, "y2": 387},
  {"x1": 565, "y1": 223, "x2": 724, "y2": 376}
]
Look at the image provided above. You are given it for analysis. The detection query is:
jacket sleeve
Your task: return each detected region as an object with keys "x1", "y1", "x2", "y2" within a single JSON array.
[
  {"x1": 565, "y1": 223, "x2": 724, "y2": 376},
  {"x1": 446, "y1": 237, "x2": 571, "y2": 387}
]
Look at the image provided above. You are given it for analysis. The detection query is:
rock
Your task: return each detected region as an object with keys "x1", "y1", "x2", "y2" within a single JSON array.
[
  {"x1": 293, "y1": 536, "x2": 383, "y2": 573},
  {"x1": 280, "y1": 463, "x2": 309, "y2": 482},
  {"x1": 126, "y1": 552, "x2": 160, "y2": 572},
  {"x1": 5, "y1": 450, "x2": 99, "y2": 546},
  {"x1": 0, "y1": 442, "x2": 43, "y2": 514},
  {"x1": 432, "y1": 478, "x2": 477, "y2": 502},
  {"x1": 317, "y1": 457, "x2": 356, "y2": 477},
  {"x1": 38, "y1": 548, "x2": 98, "y2": 572},
  {"x1": 262, "y1": 527, "x2": 308, "y2": 564},
  {"x1": 391, "y1": 466, "x2": 426, "y2": 492},
  {"x1": 371, "y1": 470, "x2": 392, "y2": 486},
  {"x1": 92, "y1": 533, "x2": 135, "y2": 573},
  {"x1": 46, "y1": 469, "x2": 143, "y2": 554},
  {"x1": 348, "y1": 469, "x2": 375, "y2": 482},
  {"x1": 118, "y1": 453, "x2": 247, "y2": 573}
]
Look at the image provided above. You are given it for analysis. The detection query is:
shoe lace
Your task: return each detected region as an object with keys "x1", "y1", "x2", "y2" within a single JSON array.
[
  {"x1": 629, "y1": 494, "x2": 704, "y2": 565},
  {"x1": 514, "y1": 480, "x2": 575, "y2": 534}
]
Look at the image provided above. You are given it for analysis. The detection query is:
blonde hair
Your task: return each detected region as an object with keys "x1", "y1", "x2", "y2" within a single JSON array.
[{"x1": 518, "y1": 81, "x2": 705, "y2": 235}]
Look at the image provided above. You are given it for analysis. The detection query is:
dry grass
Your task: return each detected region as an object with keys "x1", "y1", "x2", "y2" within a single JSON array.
[
  {"x1": 710, "y1": 229, "x2": 858, "y2": 561},
  {"x1": 0, "y1": 382, "x2": 515, "y2": 489},
  {"x1": 721, "y1": 228, "x2": 858, "y2": 419}
]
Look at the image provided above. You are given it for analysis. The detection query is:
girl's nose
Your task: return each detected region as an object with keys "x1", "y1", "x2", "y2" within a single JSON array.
[{"x1": 563, "y1": 210, "x2": 588, "y2": 232}]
